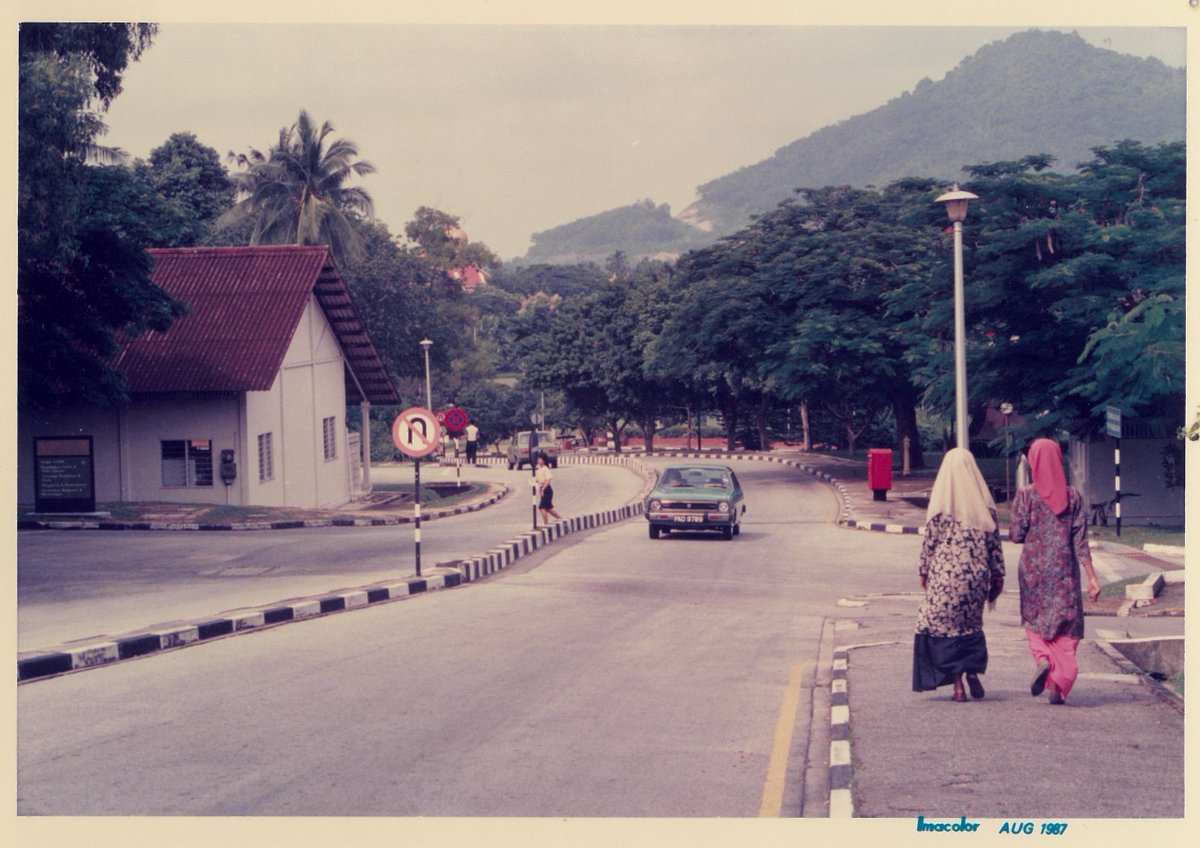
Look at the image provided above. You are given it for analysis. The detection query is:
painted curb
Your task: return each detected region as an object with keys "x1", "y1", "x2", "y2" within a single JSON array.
[{"x1": 17, "y1": 455, "x2": 659, "y2": 683}]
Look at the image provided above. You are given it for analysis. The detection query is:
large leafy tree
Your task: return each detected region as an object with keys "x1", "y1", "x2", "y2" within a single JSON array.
[
  {"x1": 896, "y1": 142, "x2": 1185, "y2": 445},
  {"x1": 222, "y1": 110, "x2": 376, "y2": 266},
  {"x1": 1057, "y1": 142, "x2": 1185, "y2": 426},
  {"x1": 658, "y1": 181, "x2": 937, "y2": 459},
  {"x1": 133, "y1": 132, "x2": 235, "y2": 246},
  {"x1": 488, "y1": 262, "x2": 608, "y2": 299},
  {"x1": 340, "y1": 220, "x2": 457, "y2": 392},
  {"x1": 521, "y1": 278, "x2": 676, "y2": 451},
  {"x1": 18, "y1": 23, "x2": 189, "y2": 409},
  {"x1": 404, "y1": 206, "x2": 501, "y2": 272}
]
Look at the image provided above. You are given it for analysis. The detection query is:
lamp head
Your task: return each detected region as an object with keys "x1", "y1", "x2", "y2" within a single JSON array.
[{"x1": 934, "y1": 184, "x2": 980, "y2": 223}]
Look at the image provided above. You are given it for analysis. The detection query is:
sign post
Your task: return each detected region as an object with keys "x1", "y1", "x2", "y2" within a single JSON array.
[
  {"x1": 528, "y1": 430, "x2": 540, "y2": 529},
  {"x1": 442, "y1": 408, "x2": 469, "y2": 488},
  {"x1": 1106, "y1": 406, "x2": 1122, "y2": 537},
  {"x1": 392, "y1": 407, "x2": 442, "y2": 576}
]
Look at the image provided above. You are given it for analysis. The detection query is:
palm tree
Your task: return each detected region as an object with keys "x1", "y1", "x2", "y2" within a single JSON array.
[{"x1": 222, "y1": 110, "x2": 376, "y2": 265}]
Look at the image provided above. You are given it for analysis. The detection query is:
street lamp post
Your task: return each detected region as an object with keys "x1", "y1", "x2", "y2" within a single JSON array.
[
  {"x1": 419, "y1": 338, "x2": 433, "y2": 410},
  {"x1": 1000, "y1": 402, "x2": 1013, "y2": 504},
  {"x1": 935, "y1": 185, "x2": 979, "y2": 450}
]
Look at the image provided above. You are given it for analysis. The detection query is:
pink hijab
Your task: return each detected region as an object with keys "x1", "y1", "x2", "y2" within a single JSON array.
[{"x1": 1028, "y1": 438, "x2": 1069, "y2": 515}]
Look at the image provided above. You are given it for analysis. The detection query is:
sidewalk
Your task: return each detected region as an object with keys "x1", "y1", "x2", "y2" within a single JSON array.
[
  {"x1": 829, "y1": 593, "x2": 1184, "y2": 819},
  {"x1": 786, "y1": 456, "x2": 1186, "y2": 820}
]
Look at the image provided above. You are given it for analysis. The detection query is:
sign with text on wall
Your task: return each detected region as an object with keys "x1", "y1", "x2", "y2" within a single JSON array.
[{"x1": 34, "y1": 436, "x2": 96, "y2": 514}]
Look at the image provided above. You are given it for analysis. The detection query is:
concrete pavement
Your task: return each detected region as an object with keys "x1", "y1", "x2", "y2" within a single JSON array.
[{"x1": 790, "y1": 453, "x2": 1186, "y2": 821}]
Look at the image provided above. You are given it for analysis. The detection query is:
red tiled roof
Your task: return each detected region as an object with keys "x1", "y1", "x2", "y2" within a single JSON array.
[{"x1": 114, "y1": 246, "x2": 398, "y2": 404}]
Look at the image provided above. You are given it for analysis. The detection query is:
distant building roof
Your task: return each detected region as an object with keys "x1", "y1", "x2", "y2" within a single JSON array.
[
  {"x1": 447, "y1": 265, "x2": 488, "y2": 292},
  {"x1": 114, "y1": 245, "x2": 398, "y2": 405}
]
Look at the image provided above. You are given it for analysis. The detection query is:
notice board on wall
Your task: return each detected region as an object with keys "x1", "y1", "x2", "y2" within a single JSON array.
[{"x1": 34, "y1": 436, "x2": 96, "y2": 514}]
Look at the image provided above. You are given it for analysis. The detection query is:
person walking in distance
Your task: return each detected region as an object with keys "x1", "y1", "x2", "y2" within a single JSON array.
[
  {"x1": 535, "y1": 452, "x2": 562, "y2": 523},
  {"x1": 464, "y1": 422, "x2": 479, "y2": 464},
  {"x1": 1009, "y1": 438, "x2": 1102, "y2": 705},
  {"x1": 912, "y1": 448, "x2": 1006, "y2": 702}
]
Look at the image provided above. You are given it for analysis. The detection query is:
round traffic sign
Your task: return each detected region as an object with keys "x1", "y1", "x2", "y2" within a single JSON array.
[
  {"x1": 392, "y1": 407, "x2": 442, "y2": 458},
  {"x1": 443, "y1": 407, "x2": 469, "y2": 433}
]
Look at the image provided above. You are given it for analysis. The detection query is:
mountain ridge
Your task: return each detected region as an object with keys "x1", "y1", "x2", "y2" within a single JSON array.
[{"x1": 520, "y1": 29, "x2": 1184, "y2": 266}]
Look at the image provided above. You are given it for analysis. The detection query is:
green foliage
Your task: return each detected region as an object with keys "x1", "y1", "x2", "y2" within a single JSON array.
[
  {"x1": 221, "y1": 110, "x2": 376, "y2": 267},
  {"x1": 133, "y1": 132, "x2": 235, "y2": 246},
  {"x1": 19, "y1": 23, "x2": 158, "y2": 107},
  {"x1": 489, "y1": 262, "x2": 608, "y2": 298},
  {"x1": 521, "y1": 274, "x2": 679, "y2": 448},
  {"x1": 525, "y1": 200, "x2": 711, "y2": 265},
  {"x1": 404, "y1": 206, "x2": 500, "y2": 271},
  {"x1": 18, "y1": 23, "x2": 189, "y2": 409},
  {"x1": 341, "y1": 219, "x2": 460, "y2": 388}
]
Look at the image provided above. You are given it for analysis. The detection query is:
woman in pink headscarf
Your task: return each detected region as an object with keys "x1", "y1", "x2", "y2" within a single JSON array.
[{"x1": 1009, "y1": 438, "x2": 1102, "y2": 705}]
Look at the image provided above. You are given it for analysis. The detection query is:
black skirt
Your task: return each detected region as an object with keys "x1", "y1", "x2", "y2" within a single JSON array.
[
  {"x1": 912, "y1": 631, "x2": 988, "y2": 691},
  {"x1": 539, "y1": 485, "x2": 554, "y2": 510}
]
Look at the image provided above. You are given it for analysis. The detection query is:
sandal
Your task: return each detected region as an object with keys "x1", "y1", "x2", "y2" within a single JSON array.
[
  {"x1": 951, "y1": 690, "x2": 967, "y2": 702},
  {"x1": 966, "y1": 673, "x2": 985, "y2": 700},
  {"x1": 1048, "y1": 692, "x2": 1065, "y2": 705},
  {"x1": 1030, "y1": 661, "x2": 1051, "y2": 696}
]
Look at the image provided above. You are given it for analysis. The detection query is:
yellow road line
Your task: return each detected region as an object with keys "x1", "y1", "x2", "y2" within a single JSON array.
[{"x1": 759, "y1": 661, "x2": 811, "y2": 817}]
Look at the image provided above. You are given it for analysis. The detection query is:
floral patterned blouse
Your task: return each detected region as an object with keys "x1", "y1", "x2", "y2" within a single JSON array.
[
  {"x1": 1009, "y1": 486, "x2": 1092, "y2": 640},
  {"x1": 916, "y1": 512, "x2": 1006, "y2": 638}
]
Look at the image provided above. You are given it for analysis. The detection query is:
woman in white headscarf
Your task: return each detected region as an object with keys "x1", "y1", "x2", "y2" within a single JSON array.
[
  {"x1": 912, "y1": 448, "x2": 1006, "y2": 702},
  {"x1": 1009, "y1": 438, "x2": 1101, "y2": 705}
]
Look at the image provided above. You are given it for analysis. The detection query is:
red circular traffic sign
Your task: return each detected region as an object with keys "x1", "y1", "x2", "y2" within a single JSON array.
[
  {"x1": 442, "y1": 407, "x2": 469, "y2": 433},
  {"x1": 392, "y1": 407, "x2": 442, "y2": 458}
]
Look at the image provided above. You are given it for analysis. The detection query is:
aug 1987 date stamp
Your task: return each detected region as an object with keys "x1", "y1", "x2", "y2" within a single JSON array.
[
  {"x1": 915, "y1": 816, "x2": 1070, "y2": 835},
  {"x1": 998, "y1": 821, "x2": 1069, "y2": 835}
]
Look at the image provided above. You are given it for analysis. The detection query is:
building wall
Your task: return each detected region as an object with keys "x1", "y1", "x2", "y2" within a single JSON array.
[
  {"x1": 17, "y1": 406, "x2": 122, "y2": 504},
  {"x1": 1072, "y1": 435, "x2": 1184, "y2": 526},
  {"x1": 120, "y1": 396, "x2": 242, "y2": 504},
  {"x1": 246, "y1": 296, "x2": 351, "y2": 508}
]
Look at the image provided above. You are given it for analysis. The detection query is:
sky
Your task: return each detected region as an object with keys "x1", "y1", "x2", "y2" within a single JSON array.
[{"x1": 59, "y1": 7, "x2": 1183, "y2": 260}]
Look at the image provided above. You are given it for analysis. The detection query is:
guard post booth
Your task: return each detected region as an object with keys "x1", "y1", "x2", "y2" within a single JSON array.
[{"x1": 867, "y1": 448, "x2": 893, "y2": 502}]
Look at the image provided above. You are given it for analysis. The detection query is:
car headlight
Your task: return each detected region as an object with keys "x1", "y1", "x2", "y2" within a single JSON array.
[
  {"x1": 718, "y1": 502, "x2": 730, "y2": 513},
  {"x1": 649, "y1": 499, "x2": 662, "y2": 511}
]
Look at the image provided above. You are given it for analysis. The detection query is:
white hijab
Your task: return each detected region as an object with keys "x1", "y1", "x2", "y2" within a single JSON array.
[{"x1": 926, "y1": 447, "x2": 997, "y2": 533}]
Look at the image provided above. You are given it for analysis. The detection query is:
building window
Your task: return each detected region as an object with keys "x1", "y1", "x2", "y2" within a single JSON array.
[
  {"x1": 161, "y1": 439, "x2": 213, "y2": 487},
  {"x1": 258, "y1": 432, "x2": 274, "y2": 481},
  {"x1": 323, "y1": 416, "x2": 337, "y2": 461}
]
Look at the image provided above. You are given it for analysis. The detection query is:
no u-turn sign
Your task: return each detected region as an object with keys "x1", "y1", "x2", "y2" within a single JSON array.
[{"x1": 392, "y1": 407, "x2": 442, "y2": 458}]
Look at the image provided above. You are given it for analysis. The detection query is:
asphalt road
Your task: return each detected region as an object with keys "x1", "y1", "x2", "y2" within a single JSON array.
[
  {"x1": 17, "y1": 458, "x2": 927, "y2": 817},
  {"x1": 17, "y1": 461, "x2": 643, "y2": 650}
]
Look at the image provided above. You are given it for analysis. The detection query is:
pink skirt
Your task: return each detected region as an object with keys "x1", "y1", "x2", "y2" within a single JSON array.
[{"x1": 1025, "y1": 629, "x2": 1081, "y2": 698}]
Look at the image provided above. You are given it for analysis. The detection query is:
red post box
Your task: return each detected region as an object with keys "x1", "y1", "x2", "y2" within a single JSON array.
[{"x1": 867, "y1": 448, "x2": 893, "y2": 501}]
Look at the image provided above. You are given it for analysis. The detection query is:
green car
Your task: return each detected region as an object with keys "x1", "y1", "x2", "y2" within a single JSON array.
[{"x1": 644, "y1": 463, "x2": 746, "y2": 540}]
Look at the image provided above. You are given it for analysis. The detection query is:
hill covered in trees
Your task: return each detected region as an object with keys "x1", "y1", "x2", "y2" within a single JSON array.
[
  {"x1": 522, "y1": 199, "x2": 711, "y2": 265},
  {"x1": 521, "y1": 29, "x2": 1185, "y2": 265}
]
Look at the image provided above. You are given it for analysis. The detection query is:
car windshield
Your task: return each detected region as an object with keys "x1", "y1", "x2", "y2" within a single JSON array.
[
  {"x1": 537, "y1": 431, "x2": 555, "y2": 442},
  {"x1": 660, "y1": 468, "x2": 730, "y2": 489}
]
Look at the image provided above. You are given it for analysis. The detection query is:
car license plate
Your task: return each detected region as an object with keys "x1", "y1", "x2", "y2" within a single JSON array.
[{"x1": 673, "y1": 514, "x2": 704, "y2": 523}]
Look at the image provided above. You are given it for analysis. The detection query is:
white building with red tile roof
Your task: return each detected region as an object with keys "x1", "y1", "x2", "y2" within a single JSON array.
[{"x1": 18, "y1": 246, "x2": 398, "y2": 511}]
